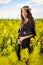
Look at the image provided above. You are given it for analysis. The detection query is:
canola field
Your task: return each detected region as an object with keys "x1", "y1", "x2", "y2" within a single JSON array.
[{"x1": 0, "y1": 19, "x2": 43, "y2": 65}]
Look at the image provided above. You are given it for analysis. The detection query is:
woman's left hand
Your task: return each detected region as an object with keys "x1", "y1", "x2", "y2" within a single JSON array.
[{"x1": 19, "y1": 37, "x2": 24, "y2": 43}]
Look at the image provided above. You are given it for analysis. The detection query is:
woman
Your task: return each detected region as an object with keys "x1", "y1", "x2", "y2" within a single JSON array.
[{"x1": 17, "y1": 6, "x2": 36, "y2": 60}]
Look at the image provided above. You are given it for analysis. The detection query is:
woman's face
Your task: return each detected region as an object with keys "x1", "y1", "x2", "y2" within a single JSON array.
[{"x1": 21, "y1": 9, "x2": 27, "y2": 18}]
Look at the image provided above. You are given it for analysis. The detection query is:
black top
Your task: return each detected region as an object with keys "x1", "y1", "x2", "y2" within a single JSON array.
[{"x1": 18, "y1": 21, "x2": 36, "y2": 44}]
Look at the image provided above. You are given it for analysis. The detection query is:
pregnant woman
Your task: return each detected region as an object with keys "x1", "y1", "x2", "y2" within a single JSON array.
[{"x1": 17, "y1": 6, "x2": 36, "y2": 60}]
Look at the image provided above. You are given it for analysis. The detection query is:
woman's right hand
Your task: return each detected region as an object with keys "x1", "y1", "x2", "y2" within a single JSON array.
[{"x1": 17, "y1": 39, "x2": 21, "y2": 44}]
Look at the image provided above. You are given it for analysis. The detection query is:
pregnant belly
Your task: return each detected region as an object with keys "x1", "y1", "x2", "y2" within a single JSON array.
[
  {"x1": 18, "y1": 32, "x2": 26, "y2": 38},
  {"x1": 18, "y1": 31, "x2": 27, "y2": 39}
]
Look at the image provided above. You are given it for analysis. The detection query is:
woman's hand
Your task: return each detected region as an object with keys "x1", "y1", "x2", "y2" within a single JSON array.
[
  {"x1": 17, "y1": 39, "x2": 21, "y2": 44},
  {"x1": 19, "y1": 37, "x2": 24, "y2": 42},
  {"x1": 18, "y1": 37, "x2": 24, "y2": 44}
]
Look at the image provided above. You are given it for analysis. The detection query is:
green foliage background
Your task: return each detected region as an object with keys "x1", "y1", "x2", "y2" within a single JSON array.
[{"x1": 0, "y1": 19, "x2": 43, "y2": 65}]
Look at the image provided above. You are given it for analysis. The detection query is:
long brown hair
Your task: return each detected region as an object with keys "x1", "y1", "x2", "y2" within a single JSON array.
[
  {"x1": 20, "y1": 6, "x2": 36, "y2": 37},
  {"x1": 21, "y1": 6, "x2": 35, "y2": 29}
]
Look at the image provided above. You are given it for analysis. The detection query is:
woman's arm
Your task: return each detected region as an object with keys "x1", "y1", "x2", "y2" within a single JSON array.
[
  {"x1": 18, "y1": 34, "x2": 34, "y2": 43},
  {"x1": 23, "y1": 34, "x2": 34, "y2": 40}
]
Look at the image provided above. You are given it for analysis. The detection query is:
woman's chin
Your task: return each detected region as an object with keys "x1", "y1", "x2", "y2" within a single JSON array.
[{"x1": 23, "y1": 16, "x2": 26, "y2": 18}]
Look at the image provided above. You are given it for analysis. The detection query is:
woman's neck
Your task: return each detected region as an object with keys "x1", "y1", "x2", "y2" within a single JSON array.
[
  {"x1": 21, "y1": 18, "x2": 29, "y2": 27},
  {"x1": 24, "y1": 17, "x2": 29, "y2": 24}
]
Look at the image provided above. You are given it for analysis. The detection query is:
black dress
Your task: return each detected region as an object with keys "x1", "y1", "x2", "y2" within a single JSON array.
[{"x1": 17, "y1": 21, "x2": 36, "y2": 60}]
